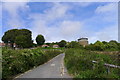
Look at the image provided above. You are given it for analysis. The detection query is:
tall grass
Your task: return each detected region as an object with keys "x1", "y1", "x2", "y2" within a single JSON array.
[
  {"x1": 2, "y1": 48, "x2": 62, "y2": 79},
  {"x1": 64, "y1": 49, "x2": 120, "y2": 79}
]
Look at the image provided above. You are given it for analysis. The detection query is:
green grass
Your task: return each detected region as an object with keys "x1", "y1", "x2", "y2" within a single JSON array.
[
  {"x1": 64, "y1": 49, "x2": 120, "y2": 79},
  {"x1": 2, "y1": 47, "x2": 63, "y2": 79}
]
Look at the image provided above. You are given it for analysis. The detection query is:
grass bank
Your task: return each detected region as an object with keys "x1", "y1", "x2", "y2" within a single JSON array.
[{"x1": 64, "y1": 49, "x2": 120, "y2": 79}]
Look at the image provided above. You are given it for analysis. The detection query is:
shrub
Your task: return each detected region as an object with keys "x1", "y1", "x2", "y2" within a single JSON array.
[
  {"x1": 64, "y1": 49, "x2": 120, "y2": 79},
  {"x1": 2, "y1": 48, "x2": 62, "y2": 79}
]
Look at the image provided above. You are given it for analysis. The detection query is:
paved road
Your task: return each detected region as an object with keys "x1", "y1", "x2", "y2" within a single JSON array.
[{"x1": 15, "y1": 53, "x2": 72, "y2": 79}]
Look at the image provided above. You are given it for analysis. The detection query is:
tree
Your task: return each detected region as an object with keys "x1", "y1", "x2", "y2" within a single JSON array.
[
  {"x1": 94, "y1": 41, "x2": 104, "y2": 51},
  {"x1": 36, "y1": 35, "x2": 45, "y2": 46},
  {"x1": 58, "y1": 40, "x2": 67, "y2": 47},
  {"x1": 2, "y1": 29, "x2": 18, "y2": 47},
  {"x1": 15, "y1": 35, "x2": 28, "y2": 48},
  {"x1": 17, "y1": 29, "x2": 33, "y2": 48},
  {"x1": 66, "y1": 41, "x2": 82, "y2": 48},
  {"x1": 108, "y1": 40, "x2": 119, "y2": 50},
  {"x1": 85, "y1": 43, "x2": 95, "y2": 50},
  {"x1": 102, "y1": 41, "x2": 108, "y2": 44},
  {"x1": 2, "y1": 29, "x2": 33, "y2": 48}
]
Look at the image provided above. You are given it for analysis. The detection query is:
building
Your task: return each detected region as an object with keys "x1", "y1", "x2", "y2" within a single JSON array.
[
  {"x1": 42, "y1": 44, "x2": 50, "y2": 48},
  {"x1": 78, "y1": 38, "x2": 89, "y2": 47},
  {"x1": 53, "y1": 44, "x2": 59, "y2": 48},
  {"x1": 0, "y1": 42, "x2": 6, "y2": 47}
]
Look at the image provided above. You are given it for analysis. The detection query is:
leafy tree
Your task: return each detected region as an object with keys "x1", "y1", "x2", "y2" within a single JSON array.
[
  {"x1": 15, "y1": 29, "x2": 33, "y2": 48},
  {"x1": 66, "y1": 41, "x2": 82, "y2": 48},
  {"x1": 85, "y1": 43, "x2": 95, "y2": 50},
  {"x1": 94, "y1": 41, "x2": 104, "y2": 51},
  {"x1": 15, "y1": 35, "x2": 27, "y2": 48},
  {"x1": 102, "y1": 41, "x2": 108, "y2": 44},
  {"x1": 36, "y1": 35, "x2": 45, "y2": 46},
  {"x1": 108, "y1": 40, "x2": 119, "y2": 50},
  {"x1": 58, "y1": 40, "x2": 67, "y2": 47},
  {"x1": 2, "y1": 29, "x2": 33, "y2": 48},
  {"x1": 2, "y1": 29, "x2": 18, "y2": 47}
]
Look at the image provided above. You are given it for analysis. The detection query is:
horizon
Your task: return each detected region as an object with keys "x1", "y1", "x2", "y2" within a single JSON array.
[{"x1": 1, "y1": 2, "x2": 118, "y2": 43}]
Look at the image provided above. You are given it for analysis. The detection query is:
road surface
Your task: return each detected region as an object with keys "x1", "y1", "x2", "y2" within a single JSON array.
[{"x1": 15, "y1": 53, "x2": 72, "y2": 79}]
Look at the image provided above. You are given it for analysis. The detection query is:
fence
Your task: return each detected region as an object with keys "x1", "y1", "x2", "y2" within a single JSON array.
[{"x1": 92, "y1": 60, "x2": 120, "y2": 74}]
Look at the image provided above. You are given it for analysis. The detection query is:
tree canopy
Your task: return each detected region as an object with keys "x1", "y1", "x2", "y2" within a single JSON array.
[
  {"x1": 36, "y1": 34, "x2": 45, "y2": 46},
  {"x1": 2, "y1": 29, "x2": 33, "y2": 48},
  {"x1": 66, "y1": 41, "x2": 83, "y2": 48},
  {"x1": 85, "y1": 40, "x2": 119, "y2": 51},
  {"x1": 2, "y1": 29, "x2": 18, "y2": 44},
  {"x1": 58, "y1": 40, "x2": 67, "y2": 47}
]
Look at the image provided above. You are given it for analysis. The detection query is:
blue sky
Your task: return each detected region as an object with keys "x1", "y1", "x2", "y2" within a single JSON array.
[{"x1": 1, "y1": 2, "x2": 118, "y2": 43}]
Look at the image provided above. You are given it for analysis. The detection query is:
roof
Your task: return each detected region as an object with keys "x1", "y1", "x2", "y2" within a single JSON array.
[
  {"x1": 42, "y1": 44, "x2": 49, "y2": 47},
  {"x1": 0, "y1": 42, "x2": 6, "y2": 46},
  {"x1": 78, "y1": 38, "x2": 88, "y2": 41},
  {"x1": 53, "y1": 44, "x2": 59, "y2": 47}
]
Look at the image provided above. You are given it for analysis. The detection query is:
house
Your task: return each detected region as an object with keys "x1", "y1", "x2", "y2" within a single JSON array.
[
  {"x1": 53, "y1": 44, "x2": 59, "y2": 48},
  {"x1": 42, "y1": 44, "x2": 50, "y2": 48},
  {"x1": 0, "y1": 42, "x2": 5, "y2": 47},
  {"x1": 78, "y1": 38, "x2": 89, "y2": 47}
]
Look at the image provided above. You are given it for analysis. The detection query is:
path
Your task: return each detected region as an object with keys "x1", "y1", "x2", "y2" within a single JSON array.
[{"x1": 15, "y1": 53, "x2": 72, "y2": 79}]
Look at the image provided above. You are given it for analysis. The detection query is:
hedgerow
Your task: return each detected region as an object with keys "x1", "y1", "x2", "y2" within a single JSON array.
[{"x1": 2, "y1": 48, "x2": 62, "y2": 79}]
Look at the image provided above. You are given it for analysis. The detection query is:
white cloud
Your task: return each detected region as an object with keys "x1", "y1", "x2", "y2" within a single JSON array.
[
  {"x1": 2, "y1": 2, "x2": 118, "y2": 43},
  {"x1": 89, "y1": 25, "x2": 118, "y2": 43},
  {"x1": 60, "y1": 21, "x2": 83, "y2": 39},
  {"x1": 95, "y1": 3, "x2": 117, "y2": 14},
  {"x1": 29, "y1": 2, "x2": 72, "y2": 42},
  {"x1": 3, "y1": 2, "x2": 29, "y2": 28},
  {"x1": 44, "y1": 2, "x2": 70, "y2": 21},
  {"x1": 79, "y1": 3, "x2": 118, "y2": 43},
  {"x1": 97, "y1": 25, "x2": 118, "y2": 41},
  {"x1": 95, "y1": 3, "x2": 118, "y2": 22},
  {"x1": 0, "y1": 3, "x2": 2, "y2": 42}
]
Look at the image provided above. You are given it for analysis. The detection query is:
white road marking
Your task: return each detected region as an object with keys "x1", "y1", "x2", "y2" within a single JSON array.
[{"x1": 51, "y1": 64, "x2": 55, "y2": 66}]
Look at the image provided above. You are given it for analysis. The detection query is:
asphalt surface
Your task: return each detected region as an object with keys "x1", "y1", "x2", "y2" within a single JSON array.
[{"x1": 15, "y1": 53, "x2": 72, "y2": 79}]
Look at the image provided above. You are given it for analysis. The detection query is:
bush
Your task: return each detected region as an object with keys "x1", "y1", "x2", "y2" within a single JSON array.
[
  {"x1": 2, "y1": 48, "x2": 62, "y2": 79},
  {"x1": 64, "y1": 49, "x2": 120, "y2": 79}
]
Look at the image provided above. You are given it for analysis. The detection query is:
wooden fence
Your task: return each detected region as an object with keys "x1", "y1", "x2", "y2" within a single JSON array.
[{"x1": 92, "y1": 60, "x2": 120, "y2": 74}]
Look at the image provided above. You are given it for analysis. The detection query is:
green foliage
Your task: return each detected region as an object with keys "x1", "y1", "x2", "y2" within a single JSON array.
[
  {"x1": 58, "y1": 40, "x2": 67, "y2": 47},
  {"x1": 66, "y1": 41, "x2": 83, "y2": 48},
  {"x1": 94, "y1": 41, "x2": 104, "y2": 51},
  {"x1": 2, "y1": 29, "x2": 18, "y2": 47},
  {"x1": 85, "y1": 40, "x2": 119, "y2": 51},
  {"x1": 2, "y1": 29, "x2": 33, "y2": 48},
  {"x1": 15, "y1": 29, "x2": 33, "y2": 48},
  {"x1": 15, "y1": 35, "x2": 32, "y2": 48},
  {"x1": 64, "y1": 49, "x2": 120, "y2": 79},
  {"x1": 2, "y1": 48, "x2": 62, "y2": 79},
  {"x1": 36, "y1": 35, "x2": 45, "y2": 46}
]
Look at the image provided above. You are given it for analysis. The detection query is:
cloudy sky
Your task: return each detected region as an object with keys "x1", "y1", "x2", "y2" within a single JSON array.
[{"x1": 1, "y1": 1, "x2": 118, "y2": 43}]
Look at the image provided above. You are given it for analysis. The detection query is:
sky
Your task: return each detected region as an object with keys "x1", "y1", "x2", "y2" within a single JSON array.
[{"x1": 1, "y1": 1, "x2": 118, "y2": 43}]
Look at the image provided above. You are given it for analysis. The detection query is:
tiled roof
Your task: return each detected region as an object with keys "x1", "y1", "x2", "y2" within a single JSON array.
[{"x1": 0, "y1": 42, "x2": 6, "y2": 46}]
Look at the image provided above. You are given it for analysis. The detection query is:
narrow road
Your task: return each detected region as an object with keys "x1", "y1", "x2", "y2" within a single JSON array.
[{"x1": 15, "y1": 53, "x2": 72, "y2": 79}]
